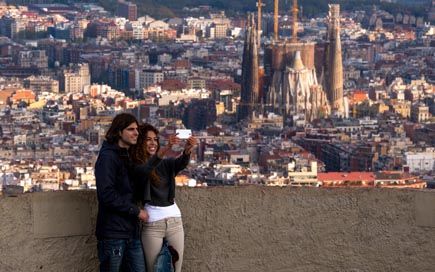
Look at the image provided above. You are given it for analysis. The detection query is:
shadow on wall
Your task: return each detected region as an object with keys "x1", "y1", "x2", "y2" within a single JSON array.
[{"x1": 0, "y1": 187, "x2": 435, "y2": 272}]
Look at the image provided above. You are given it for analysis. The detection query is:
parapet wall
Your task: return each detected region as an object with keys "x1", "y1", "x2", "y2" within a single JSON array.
[{"x1": 1, "y1": 187, "x2": 435, "y2": 272}]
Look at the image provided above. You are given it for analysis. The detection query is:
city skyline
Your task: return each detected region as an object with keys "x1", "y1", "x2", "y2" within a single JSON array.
[{"x1": 0, "y1": 0, "x2": 433, "y2": 194}]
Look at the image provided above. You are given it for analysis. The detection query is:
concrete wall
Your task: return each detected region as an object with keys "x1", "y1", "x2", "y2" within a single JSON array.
[{"x1": 1, "y1": 187, "x2": 435, "y2": 272}]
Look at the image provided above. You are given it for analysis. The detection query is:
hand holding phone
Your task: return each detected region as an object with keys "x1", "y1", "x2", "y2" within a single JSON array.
[
  {"x1": 157, "y1": 134, "x2": 181, "y2": 158},
  {"x1": 183, "y1": 135, "x2": 197, "y2": 155}
]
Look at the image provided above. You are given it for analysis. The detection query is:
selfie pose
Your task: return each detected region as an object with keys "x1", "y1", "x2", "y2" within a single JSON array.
[{"x1": 130, "y1": 124, "x2": 197, "y2": 272}]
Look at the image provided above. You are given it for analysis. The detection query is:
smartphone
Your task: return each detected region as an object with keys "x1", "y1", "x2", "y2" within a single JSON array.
[{"x1": 176, "y1": 129, "x2": 192, "y2": 139}]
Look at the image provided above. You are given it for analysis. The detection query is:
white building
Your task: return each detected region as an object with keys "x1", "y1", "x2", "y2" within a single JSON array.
[
  {"x1": 61, "y1": 63, "x2": 91, "y2": 94},
  {"x1": 139, "y1": 67, "x2": 164, "y2": 89},
  {"x1": 288, "y1": 161, "x2": 320, "y2": 187},
  {"x1": 155, "y1": 89, "x2": 210, "y2": 106},
  {"x1": 125, "y1": 21, "x2": 144, "y2": 40},
  {"x1": 405, "y1": 149, "x2": 435, "y2": 173},
  {"x1": 176, "y1": 34, "x2": 197, "y2": 42},
  {"x1": 147, "y1": 20, "x2": 169, "y2": 30},
  {"x1": 13, "y1": 134, "x2": 26, "y2": 145},
  {"x1": 158, "y1": 53, "x2": 172, "y2": 65}
]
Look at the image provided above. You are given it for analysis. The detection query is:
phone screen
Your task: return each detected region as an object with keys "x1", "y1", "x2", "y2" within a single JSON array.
[{"x1": 176, "y1": 129, "x2": 192, "y2": 139}]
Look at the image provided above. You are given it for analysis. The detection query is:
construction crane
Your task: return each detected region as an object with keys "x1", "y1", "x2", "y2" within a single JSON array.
[
  {"x1": 257, "y1": 0, "x2": 265, "y2": 45},
  {"x1": 291, "y1": 0, "x2": 298, "y2": 42},
  {"x1": 274, "y1": 0, "x2": 279, "y2": 40}
]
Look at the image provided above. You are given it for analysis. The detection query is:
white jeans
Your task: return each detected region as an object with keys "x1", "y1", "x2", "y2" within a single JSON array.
[{"x1": 141, "y1": 217, "x2": 184, "y2": 272}]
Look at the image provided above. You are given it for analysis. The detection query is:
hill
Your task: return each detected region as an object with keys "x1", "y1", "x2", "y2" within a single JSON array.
[{"x1": 96, "y1": 0, "x2": 431, "y2": 19}]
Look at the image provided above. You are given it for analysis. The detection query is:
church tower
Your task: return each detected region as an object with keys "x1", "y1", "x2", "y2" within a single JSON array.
[
  {"x1": 239, "y1": 13, "x2": 260, "y2": 121},
  {"x1": 325, "y1": 4, "x2": 344, "y2": 114}
]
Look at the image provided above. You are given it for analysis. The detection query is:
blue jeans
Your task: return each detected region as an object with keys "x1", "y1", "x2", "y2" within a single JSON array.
[{"x1": 97, "y1": 238, "x2": 146, "y2": 272}]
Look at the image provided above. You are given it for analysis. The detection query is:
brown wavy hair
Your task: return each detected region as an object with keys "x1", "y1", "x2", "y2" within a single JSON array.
[
  {"x1": 129, "y1": 123, "x2": 160, "y2": 186},
  {"x1": 105, "y1": 113, "x2": 138, "y2": 144}
]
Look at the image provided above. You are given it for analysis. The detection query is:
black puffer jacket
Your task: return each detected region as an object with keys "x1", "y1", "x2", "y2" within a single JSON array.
[{"x1": 94, "y1": 141, "x2": 141, "y2": 240}]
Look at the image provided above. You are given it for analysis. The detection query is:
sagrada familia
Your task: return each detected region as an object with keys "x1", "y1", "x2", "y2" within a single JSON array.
[{"x1": 239, "y1": 0, "x2": 346, "y2": 124}]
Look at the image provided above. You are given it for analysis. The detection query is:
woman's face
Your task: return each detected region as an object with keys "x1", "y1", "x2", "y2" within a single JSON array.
[{"x1": 144, "y1": 130, "x2": 159, "y2": 156}]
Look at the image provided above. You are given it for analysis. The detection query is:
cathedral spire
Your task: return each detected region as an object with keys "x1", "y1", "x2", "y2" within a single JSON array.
[
  {"x1": 239, "y1": 13, "x2": 260, "y2": 121},
  {"x1": 292, "y1": 51, "x2": 304, "y2": 70},
  {"x1": 325, "y1": 4, "x2": 344, "y2": 114}
]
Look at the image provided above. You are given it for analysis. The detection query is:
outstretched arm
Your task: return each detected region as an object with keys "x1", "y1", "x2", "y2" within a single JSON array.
[{"x1": 173, "y1": 136, "x2": 197, "y2": 174}]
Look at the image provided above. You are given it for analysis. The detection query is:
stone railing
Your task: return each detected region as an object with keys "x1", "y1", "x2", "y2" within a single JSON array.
[{"x1": 1, "y1": 187, "x2": 435, "y2": 271}]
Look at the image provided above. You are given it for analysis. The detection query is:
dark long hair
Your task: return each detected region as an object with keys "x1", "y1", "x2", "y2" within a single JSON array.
[
  {"x1": 130, "y1": 123, "x2": 160, "y2": 186},
  {"x1": 105, "y1": 113, "x2": 138, "y2": 144}
]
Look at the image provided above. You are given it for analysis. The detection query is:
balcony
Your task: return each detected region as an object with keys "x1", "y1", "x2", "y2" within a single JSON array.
[{"x1": 1, "y1": 187, "x2": 434, "y2": 271}]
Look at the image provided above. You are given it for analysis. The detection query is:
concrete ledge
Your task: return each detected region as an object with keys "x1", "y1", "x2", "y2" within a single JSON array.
[
  {"x1": 1, "y1": 187, "x2": 435, "y2": 272},
  {"x1": 415, "y1": 191, "x2": 435, "y2": 227},
  {"x1": 32, "y1": 192, "x2": 93, "y2": 238}
]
